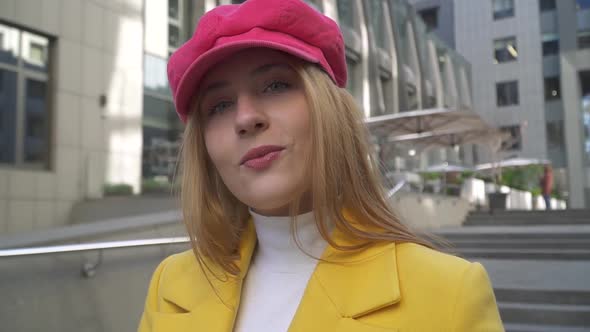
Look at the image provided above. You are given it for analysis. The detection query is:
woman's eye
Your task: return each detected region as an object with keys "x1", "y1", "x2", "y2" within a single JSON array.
[
  {"x1": 208, "y1": 101, "x2": 233, "y2": 116},
  {"x1": 263, "y1": 81, "x2": 290, "y2": 93}
]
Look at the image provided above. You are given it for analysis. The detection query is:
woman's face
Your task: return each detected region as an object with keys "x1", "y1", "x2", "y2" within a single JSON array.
[{"x1": 198, "y1": 49, "x2": 312, "y2": 216}]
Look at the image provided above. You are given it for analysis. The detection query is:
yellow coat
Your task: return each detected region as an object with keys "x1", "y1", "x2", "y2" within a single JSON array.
[{"x1": 138, "y1": 216, "x2": 504, "y2": 331}]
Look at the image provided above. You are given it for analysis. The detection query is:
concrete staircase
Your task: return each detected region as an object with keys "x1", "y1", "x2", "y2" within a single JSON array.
[
  {"x1": 496, "y1": 289, "x2": 590, "y2": 332},
  {"x1": 464, "y1": 209, "x2": 590, "y2": 226},
  {"x1": 435, "y1": 226, "x2": 590, "y2": 260},
  {"x1": 433, "y1": 210, "x2": 590, "y2": 331},
  {"x1": 494, "y1": 288, "x2": 590, "y2": 332}
]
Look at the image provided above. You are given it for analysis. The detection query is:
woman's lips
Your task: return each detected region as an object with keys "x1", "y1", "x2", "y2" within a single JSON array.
[{"x1": 243, "y1": 150, "x2": 283, "y2": 170}]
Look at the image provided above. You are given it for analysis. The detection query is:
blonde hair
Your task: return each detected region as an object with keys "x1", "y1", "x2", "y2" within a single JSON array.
[{"x1": 177, "y1": 61, "x2": 434, "y2": 278}]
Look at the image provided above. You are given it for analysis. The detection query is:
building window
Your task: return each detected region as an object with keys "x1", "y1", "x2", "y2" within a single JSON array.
[
  {"x1": 494, "y1": 36, "x2": 518, "y2": 63},
  {"x1": 500, "y1": 125, "x2": 522, "y2": 151},
  {"x1": 577, "y1": 0, "x2": 590, "y2": 10},
  {"x1": 539, "y1": 0, "x2": 556, "y2": 12},
  {"x1": 493, "y1": 0, "x2": 515, "y2": 20},
  {"x1": 579, "y1": 70, "x2": 590, "y2": 162},
  {"x1": 169, "y1": 0, "x2": 179, "y2": 19},
  {"x1": 337, "y1": 0, "x2": 355, "y2": 28},
  {"x1": 578, "y1": 0, "x2": 590, "y2": 49},
  {"x1": 345, "y1": 53, "x2": 362, "y2": 103},
  {"x1": 542, "y1": 34, "x2": 559, "y2": 56},
  {"x1": 546, "y1": 120, "x2": 565, "y2": 149},
  {"x1": 143, "y1": 53, "x2": 183, "y2": 181},
  {"x1": 0, "y1": 23, "x2": 51, "y2": 168},
  {"x1": 168, "y1": 0, "x2": 187, "y2": 54},
  {"x1": 496, "y1": 81, "x2": 519, "y2": 107},
  {"x1": 580, "y1": 32, "x2": 590, "y2": 49},
  {"x1": 419, "y1": 7, "x2": 439, "y2": 32},
  {"x1": 544, "y1": 76, "x2": 561, "y2": 100},
  {"x1": 370, "y1": 0, "x2": 386, "y2": 49},
  {"x1": 304, "y1": 0, "x2": 323, "y2": 11}
]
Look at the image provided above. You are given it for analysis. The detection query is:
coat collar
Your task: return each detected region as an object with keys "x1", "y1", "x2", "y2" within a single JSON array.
[{"x1": 157, "y1": 210, "x2": 401, "y2": 330}]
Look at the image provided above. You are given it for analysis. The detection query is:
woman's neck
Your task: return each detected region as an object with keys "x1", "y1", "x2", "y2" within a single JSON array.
[
  {"x1": 249, "y1": 192, "x2": 313, "y2": 217},
  {"x1": 248, "y1": 209, "x2": 328, "y2": 270}
]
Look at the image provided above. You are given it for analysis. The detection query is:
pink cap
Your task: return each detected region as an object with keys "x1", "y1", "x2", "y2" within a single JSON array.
[{"x1": 167, "y1": 0, "x2": 347, "y2": 123}]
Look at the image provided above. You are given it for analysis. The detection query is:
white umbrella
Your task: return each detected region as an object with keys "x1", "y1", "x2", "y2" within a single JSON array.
[
  {"x1": 419, "y1": 163, "x2": 473, "y2": 173},
  {"x1": 365, "y1": 107, "x2": 490, "y2": 139},
  {"x1": 475, "y1": 158, "x2": 550, "y2": 171}
]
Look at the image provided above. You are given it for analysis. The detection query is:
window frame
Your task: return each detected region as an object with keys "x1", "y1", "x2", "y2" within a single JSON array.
[
  {"x1": 539, "y1": 0, "x2": 556, "y2": 12},
  {"x1": 500, "y1": 125, "x2": 522, "y2": 151},
  {"x1": 544, "y1": 76, "x2": 561, "y2": 101},
  {"x1": 546, "y1": 120, "x2": 565, "y2": 149},
  {"x1": 493, "y1": 36, "x2": 518, "y2": 63},
  {"x1": 0, "y1": 23, "x2": 52, "y2": 170},
  {"x1": 493, "y1": 0, "x2": 515, "y2": 20},
  {"x1": 419, "y1": 7, "x2": 439, "y2": 32},
  {"x1": 337, "y1": 0, "x2": 356, "y2": 29},
  {"x1": 142, "y1": 53, "x2": 183, "y2": 180},
  {"x1": 496, "y1": 80, "x2": 519, "y2": 107},
  {"x1": 168, "y1": 0, "x2": 186, "y2": 54},
  {"x1": 542, "y1": 35, "x2": 560, "y2": 56}
]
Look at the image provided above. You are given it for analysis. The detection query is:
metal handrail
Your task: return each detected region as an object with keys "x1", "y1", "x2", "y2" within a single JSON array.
[
  {"x1": 0, "y1": 210, "x2": 182, "y2": 250},
  {"x1": 387, "y1": 180, "x2": 408, "y2": 198},
  {"x1": 0, "y1": 237, "x2": 190, "y2": 258}
]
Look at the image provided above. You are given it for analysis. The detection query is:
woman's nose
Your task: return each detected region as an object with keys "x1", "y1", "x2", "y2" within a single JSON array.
[{"x1": 234, "y1": 95, "x2": 269, "y2": 137}]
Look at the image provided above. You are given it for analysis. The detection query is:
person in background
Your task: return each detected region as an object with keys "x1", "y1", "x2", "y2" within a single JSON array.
[
  {"x1": 138, "y1": 0, "x2": 504, "y2": 331},
  {"x1": 540, "y1": 165, "x2": 554, "y2": 210}
]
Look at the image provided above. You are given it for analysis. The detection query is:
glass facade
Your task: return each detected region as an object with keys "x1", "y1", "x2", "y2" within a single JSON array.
[
  {"x1": 540, "y1": 0, "x2": 556, "y2": 12},
  {"x1": 0, "y1": 69, "x2": 17, "y2": 163},
  {"x1": 578, "y1": 0, "x2": 590, "y2": 49},
  {"x1": 142, "y1": 53, "x2": 182, "y2": 180},
  {"x1": 369, "y1": 0, "x2": 387, "y2": 49},
  {"x1": 414, "y1": 19, "x2": 437, "y2": 108},
  {"x1": 24, "y1": 78, "x2": 48, "y2": 163},
  {"x1": 581, "y1": 70, "x2": 590, "y2": 166},
  {"x1": 304, "y1": 0, "x2": 323, "y2": 12},
  {"x1": 542, "y1": 33, "x2": 560, "y2": 56},
  {"x1": 337, "y1": 0, "x2": 355, "y2": 28}
]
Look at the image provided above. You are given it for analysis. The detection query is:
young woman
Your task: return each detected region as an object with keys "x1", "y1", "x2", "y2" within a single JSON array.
[{"x1": 138, "y1": 0, "x2": 504, "y2": 331}]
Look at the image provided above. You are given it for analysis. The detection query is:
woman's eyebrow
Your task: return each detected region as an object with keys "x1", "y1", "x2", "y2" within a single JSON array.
[
  {"x1": 200, "y1": 81, "x2": 230, "y2": 101},
  {"x1": 250, "y1": 63, "x2": 291, "y2": 76},
  {"x1": 200, "y1": 63, "x2": 291, "y2": 101}
]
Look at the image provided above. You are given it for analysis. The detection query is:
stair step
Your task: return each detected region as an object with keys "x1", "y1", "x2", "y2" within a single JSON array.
[
  {"x1": 432, "y1": 226, "x2": 590, "y2": 241},
  {"x1": 498, "y1": 302, "x2": 590, "y2": 326},
  {"x1": 435, "y1": 233, "x2": 590, "y2": 241},
  {"x1": 455, "y1": 248, "x2": 590, "y2": 260},
  {"x1": 467, "y1": 214, "x2": 590, "y2": 219},
  {"x1": 465, "y1": 219, "x2": 590, "y2": 226},
  {"x1": 447, "y1": 239, "x2": 590, "y2": 249},
  {"x1": 469, "y1": 209, "x2": 590, "y2": 217},
  {"x1": 494, "y1": 289, "x2": 590, "y2": 306},
  {"x1": 504, "y1": 323, "x2": 590, "y2": 332}
]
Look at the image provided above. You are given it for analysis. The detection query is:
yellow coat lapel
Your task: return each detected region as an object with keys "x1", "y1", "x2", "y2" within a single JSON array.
[
  {"x1": 152, "y1": 213, "x2": 402, "y2": 332},
  {"x1": 289, "y1": 236, "x2": 401, "y2": 331}
]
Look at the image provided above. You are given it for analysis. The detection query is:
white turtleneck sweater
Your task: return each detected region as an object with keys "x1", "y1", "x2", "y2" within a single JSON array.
[{"x1": 233, "y1": 210, "x2": 330, "y2": 332}]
